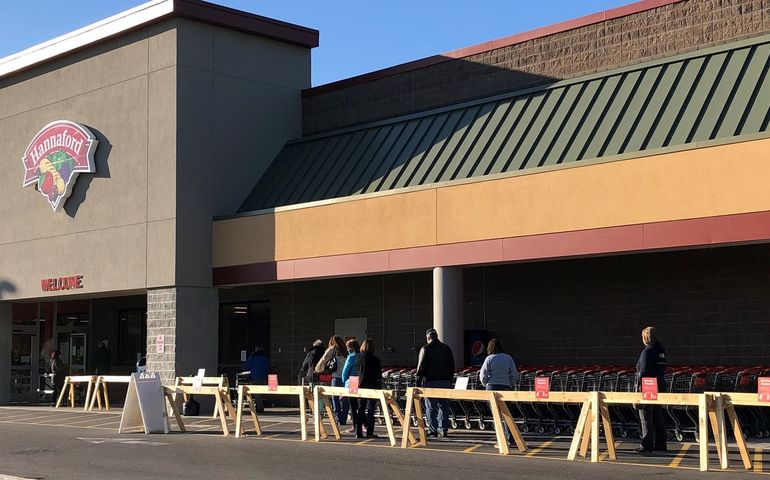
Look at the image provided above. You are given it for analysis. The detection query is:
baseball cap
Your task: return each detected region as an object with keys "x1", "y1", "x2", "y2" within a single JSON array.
[
  {"x1": 426, "y1": 328, "x2": 437, "y2": 337},
  {"x1": 312, "y1": 339, "x2": 323, "y2": 347}
]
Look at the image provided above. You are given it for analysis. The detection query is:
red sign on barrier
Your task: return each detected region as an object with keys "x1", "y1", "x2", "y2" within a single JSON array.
[
  {"x1": 641, "y1": 377, "x2": 658, "y2": 401},
  {"x1": 268, "y1": 374, "x2": 278, "y2": 391},
  {"x1": 759, "y1": 377, "x2": 770, "y2": 403},
  {"x1": 535, "y1": 376, "x2": 550, "y2": 399},
  {"x1": 348, "y1": 376, "x2": 359, "y2": 394}
]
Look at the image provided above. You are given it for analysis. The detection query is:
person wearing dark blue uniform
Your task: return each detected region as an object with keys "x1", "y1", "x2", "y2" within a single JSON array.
[
  {"x1": 635, "y1": 326, "x2": 667, "y2": 453},
  {"x1": 243, "y1": 346, "x2": 269, "y2": 411}
]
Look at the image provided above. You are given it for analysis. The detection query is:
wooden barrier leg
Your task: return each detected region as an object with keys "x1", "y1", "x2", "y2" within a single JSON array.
[
  {"x1": 69, "y1": 382, "x2": 75, "y2": 408},
  {"x1": 245, "y1": 392, "x2": 261, "y2": 435},
  {"x1": 725, "y1": 404, "x2": 751, "y2": 470},
  {"x1": 568, "y1": 399, "x2": 591, "y2": 461},
  {"x1": 487, "y1": 393, "x2": 510, "y2": 455},
  {"x1": 388, "y1": 396, "x2": 417, "y2": 446},
  {"x1": 497, "y1": 397, "x2": 527, "y2": 453},
  {"x1": 699, "y1": 393, "x2": 710, "y2": 472},
  {"x1": 598, "y1": 396, "x2": 616, "y2": 461},
  {"x1": 313, "y1": 387, "x2": 321, "y2": 442},
  {"x1": 413, "y1": 393, "x2": 427, "y2": 447},
  {"x1": 379, "y1": 392, "x2": 397, "y2": 447},
  {"x1": 401, "y1": 388, "x2": 416, "y2": 448},
  {"x1": 88, "y1": 379, "x2": 99, "y2": 411},
  {"x1": 223, "y1": 391, "x2": 238, "y2": 421},
  {"x1": 55, "y1": 378, "x2": 68, "y2": 408},
  {"x1": 579, "y1": 410, "x2": 593, "y2": 458},
  {"x1": 215, "y1": 392, "x2": 229, "y2": 436},
  {"x1": 715, "y1": 395, "x2": 728, "y2": 470},
  {"x1": 83, "y1": 378, "x2": 94, "y2": 412},
  {"x1": 103, "y1": 383, "x2": 110, "y2": 410},
  {"x1": 165, "y1": 392, "x2": 186, "y2": 432},
  {"x1": 235, "y1": 386, "x2": 244, "y2": 437},
  {"x1": 707, "y1": 396, "x2": 724, "y2": 464},
  {"x1": 321, "y1": 395, "x2": 339, "y2": 439},
  {"x1": 96, "y1": 382, "x2": 104, "y2": 410},
  {"x1": 590, "y1": 392, "x2": 600, "y2": 463},
  {"x1": 299, "y1": 389, "x2": 308, "y2": 441}
]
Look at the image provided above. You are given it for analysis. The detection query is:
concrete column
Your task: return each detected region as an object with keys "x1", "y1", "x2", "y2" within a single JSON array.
[
  {"x1": 146, "y1": 287, "x2": 218, "y2": 385},
  {"x1": 433, "y1": 267, "x2": 464, "y2": 368},
  {"x1": 0, "y1": 303, "x2": 11, "y2": 405}
]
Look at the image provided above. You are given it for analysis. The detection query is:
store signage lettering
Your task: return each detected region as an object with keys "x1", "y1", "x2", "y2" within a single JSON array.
[
  {"x1": 641, "y1": 377, "x2": 659, "y2": 401},
  {"x1": 21, "y1": 120, "x2": 98, "y2": 212},
  {"x1": 41, "y1": 275, "x2": 84, "y2": 292}
]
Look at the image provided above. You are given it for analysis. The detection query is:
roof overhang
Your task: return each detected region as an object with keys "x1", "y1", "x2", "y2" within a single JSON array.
[{"x1": 0, "y1": 0, "x2": 318, "y2": 82}]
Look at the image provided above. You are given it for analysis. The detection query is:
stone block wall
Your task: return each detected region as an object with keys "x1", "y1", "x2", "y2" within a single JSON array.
[{"x1": 302, "y1": 0, "x2": 770, "y2": 134}]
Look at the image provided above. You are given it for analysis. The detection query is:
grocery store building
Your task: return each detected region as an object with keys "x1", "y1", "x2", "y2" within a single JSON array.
[{"x1": 2, "y1": 0, "x2": 770, "y2": 404}]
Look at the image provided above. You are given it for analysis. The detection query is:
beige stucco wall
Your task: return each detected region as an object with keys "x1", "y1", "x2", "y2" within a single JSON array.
[
  {"x1": 212, "y1": 137, "x2": 770, "y2": 267},
  {"x1": 0, "y1": 17, "x2": 310, "y2": 301}
]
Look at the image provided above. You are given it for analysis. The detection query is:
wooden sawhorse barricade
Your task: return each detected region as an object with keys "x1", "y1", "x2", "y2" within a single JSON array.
[
  {"x1": 572, "y1": 392, "x2": 735, "y2": 472},
  {"x1": 315, "y1": 386, "x2": 417, "y2": 447},
  {"x1": 55, "y1": 375, "x2": 95, "y2": 411},
  {"x1": 235, "y1": 385, "x2": 326, "y2": 441},
  {"x1": 711, "y1": 392, "x2": 761, "y2": 472},
  {"x1": 174, "y1": 376, "x2": 232, "y2": 419},
  {"x1": 88, "y1": 375, "x2": 131, "y2": 411},
  {"x1": 165, "y1": 384, "x2": 236, "y2": 436}
]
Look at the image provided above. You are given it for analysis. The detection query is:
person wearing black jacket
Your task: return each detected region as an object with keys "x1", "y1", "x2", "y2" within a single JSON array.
[
  {"x1": 635, "y1": 326, "x2": 668, "y2": 453},
  {"x1": 300, "y1": 339, "x2": 325, "y2": 386},
  {"x1": 416, "y1": 328, "x2": 455, "y2": 437},
  {"x1": 355, "y1": 339, "x2": 382, "y2": 439}
]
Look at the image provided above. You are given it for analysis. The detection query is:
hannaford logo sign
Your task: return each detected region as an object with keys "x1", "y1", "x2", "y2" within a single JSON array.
[{"x1": 21, "y1": 120, "x2": 98, "y2": 212}]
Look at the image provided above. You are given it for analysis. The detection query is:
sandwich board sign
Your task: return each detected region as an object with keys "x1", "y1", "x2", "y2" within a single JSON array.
[{"x1": 119, "y1": 372, "x2": 169, "y2": 434}]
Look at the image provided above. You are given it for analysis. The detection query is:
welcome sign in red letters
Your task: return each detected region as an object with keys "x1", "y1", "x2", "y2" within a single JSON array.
[{"x1": 641, "y1": 377, "x2": 659, "y2": 401}]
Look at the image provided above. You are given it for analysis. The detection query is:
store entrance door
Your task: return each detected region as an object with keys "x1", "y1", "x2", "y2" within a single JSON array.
[{"x1": 11, "y1": 325, "x2": 39, "y2": 403}]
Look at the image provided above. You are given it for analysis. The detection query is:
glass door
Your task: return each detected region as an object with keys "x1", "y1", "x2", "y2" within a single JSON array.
[{"x1": 11, "y1": 325, "x2": 39, "y2": 403}]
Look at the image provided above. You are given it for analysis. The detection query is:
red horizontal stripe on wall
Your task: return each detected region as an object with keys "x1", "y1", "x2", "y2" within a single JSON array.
[{"x1": 212, "y1": 211, "x2": 770, "y2": 285}]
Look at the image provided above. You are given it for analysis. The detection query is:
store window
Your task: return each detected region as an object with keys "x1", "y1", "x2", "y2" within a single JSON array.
[{"x1": 219, "y1": 302, "x2": 270, "y2": 368}]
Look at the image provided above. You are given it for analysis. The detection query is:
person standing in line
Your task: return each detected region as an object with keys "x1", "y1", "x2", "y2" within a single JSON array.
[
  {"x1": 416, "y1": 328, "x2": 455, "y2": 437},
  {"x1": 49, "y1": 350, "x2": 66, "y2": 406},
  {"x1": 92, "y1": 340, "x2": 111, "y2": 375},
  {"x1": 314, "y1": 335, "x2": 349, "y2": 425},
  {"x1": 243, "y1": 345, "x2": 269, "y2": 412},
  {"x1": 636, "y1": 326, "x2": 668, "y2": 453},
  {"x1": 341, "y1": 339, "x2": 360, "y2": 435},
  {"x1": 300, "y1": 339, "x2": 325, "y2": 387},
  {"x1": 479, "y1": 338, "x2": 519, "y2": 446},
  {"x1": 355, "y1": 339, "x2": 383, "y2": 439}
]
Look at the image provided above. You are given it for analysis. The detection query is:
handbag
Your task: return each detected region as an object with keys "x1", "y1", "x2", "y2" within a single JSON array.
[{"x1": 323, "y1": 356, "x2": 338, "y2": 374}]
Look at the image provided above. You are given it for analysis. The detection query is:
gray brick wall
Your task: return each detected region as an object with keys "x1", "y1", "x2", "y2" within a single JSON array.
[
  {"x1": 147, "y1": 286, "x2": 218, "y2": 385},
  {"x1": 303, "y1": 0, "x2": 770, "y2": 134}
]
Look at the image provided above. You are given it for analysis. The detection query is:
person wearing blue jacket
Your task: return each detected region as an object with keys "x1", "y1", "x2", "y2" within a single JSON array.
[
  {"x1": 479, "y1": 338, "x2": 519, "y2": 446},
  {"x1": 242, "y1": 346, "x2": 269, "y2": 412},
  {"x1": 341, "y1": 338, "x2": 360, "y2": 435}
]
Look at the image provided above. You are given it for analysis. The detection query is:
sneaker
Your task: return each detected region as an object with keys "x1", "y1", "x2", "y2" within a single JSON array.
[
  {"x1": 365, "y1": 433, "x2": 379, "y2": 439},
  {"x1": 635, "y1": 446, "x2": 653, "y2": 453},
  {"x1": 426, "y1": 432, "x2": 438, "y2": 438},
  {"x1": 439, "y1": 431, "x2": 449, "y2": 438}
]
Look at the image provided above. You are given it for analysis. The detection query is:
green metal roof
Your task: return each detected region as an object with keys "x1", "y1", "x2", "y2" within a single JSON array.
[{"x1": 238, "y1": 35, "x2": 770, "y2": 213}]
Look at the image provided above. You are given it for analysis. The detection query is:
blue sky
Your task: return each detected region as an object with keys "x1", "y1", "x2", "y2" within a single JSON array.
[{"x1": 0, "y1": 0, "x2": 630, "y2": 86}]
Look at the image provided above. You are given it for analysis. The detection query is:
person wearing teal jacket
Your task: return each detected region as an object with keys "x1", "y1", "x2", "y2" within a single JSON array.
[{"x1": 340, "y1": 339, "x2": 360, "y2": 434}]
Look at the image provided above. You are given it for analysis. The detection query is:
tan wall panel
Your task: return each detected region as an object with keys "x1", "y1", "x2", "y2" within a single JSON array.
[
  {"x1": 213, "y1": 213, "x2": 276, "y2": 266},
  {"x1": 436, "y1": 139, "x2": 770, "y2": 244},
  {"x1": 213, "y1": 138, "x2": 770, "y2": 266},
  {"x1": 0, "y1": 224, "x2": 147, "y2": 300}
]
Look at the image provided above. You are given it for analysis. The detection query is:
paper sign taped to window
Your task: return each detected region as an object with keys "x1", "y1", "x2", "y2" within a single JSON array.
[
  {"x1": 641, "y1": 377, "x2": 658, "y2": 401},
  {"x1": 454, "y1": 376, "x2": 469, "y2": 390}
]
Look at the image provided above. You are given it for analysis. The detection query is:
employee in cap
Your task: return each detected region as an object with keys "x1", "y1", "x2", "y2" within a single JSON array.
[{"x1": 416, "y1": 328, "x2": 455, "y2": 437}]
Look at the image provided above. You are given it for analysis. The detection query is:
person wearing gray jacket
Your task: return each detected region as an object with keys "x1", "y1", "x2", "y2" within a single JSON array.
[{"x1": 479, "y1": 338, "x2": 519, "y2": 445}]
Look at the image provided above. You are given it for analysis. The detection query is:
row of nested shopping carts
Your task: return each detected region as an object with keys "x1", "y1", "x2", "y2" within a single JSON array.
[{"x1": 374, "y1": 365, "x2": 770, "y2": 440}]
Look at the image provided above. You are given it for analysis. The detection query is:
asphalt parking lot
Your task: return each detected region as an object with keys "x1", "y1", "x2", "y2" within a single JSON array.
[{"x1": 0, "y1": 405, "x2": 767, "y2": 479}]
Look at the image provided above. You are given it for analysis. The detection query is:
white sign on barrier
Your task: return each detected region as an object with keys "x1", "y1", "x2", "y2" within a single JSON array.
[
  {"x1": 119, "y1": 372, "x2": 169, "y2": 434},
  {"x1": 454, "y1": 377, "x2": 469, "y2": 390}
]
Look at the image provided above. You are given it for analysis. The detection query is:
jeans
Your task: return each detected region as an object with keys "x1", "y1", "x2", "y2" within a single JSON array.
[
  {"x1": 356, "y1": 398, "x2": 377, "y2": 437},
  {"x1": 424, "y1": 379, "x2": 451, "y2": 435},
  {"x1": 486, "y1": 384, "x2": 514, "y2": 444},
  {"x1": 331, "y1": 377, "x2": 350, "y2": 425},
  {"x1": 639, "y1": 404, "x2": 667, "y2": 451}
]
